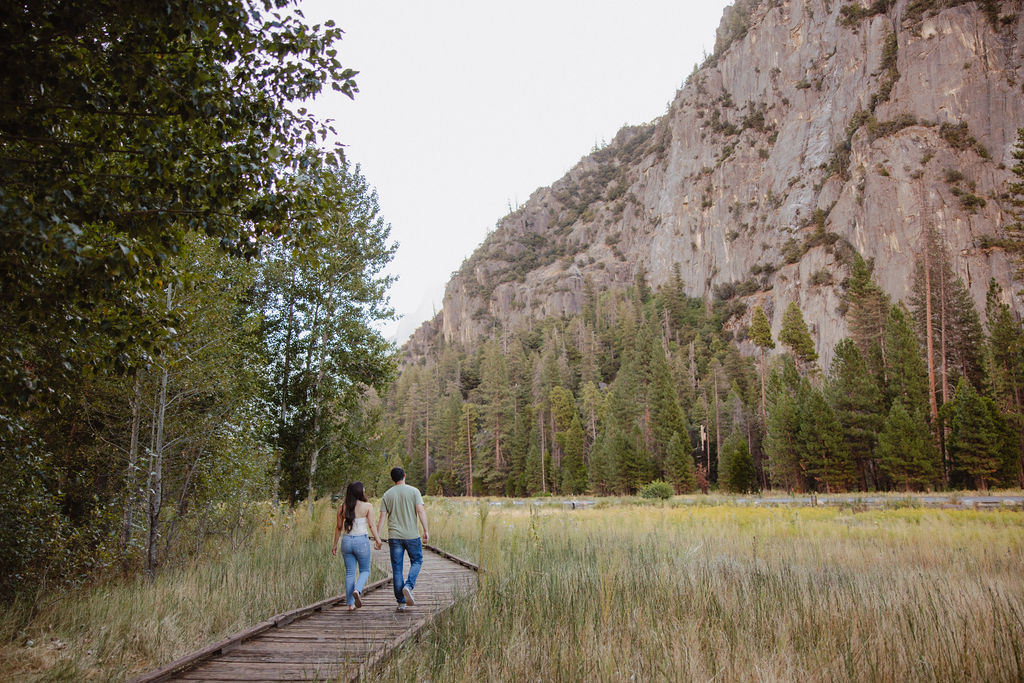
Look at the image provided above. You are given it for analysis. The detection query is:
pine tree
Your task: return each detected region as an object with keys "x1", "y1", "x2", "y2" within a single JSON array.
[
  {"x1": 559, "y1": 412, "x2": 588, "y2": 494},
  {"x1": 663, "y1": 263, "x2": 688, "y2": 332},
  {"x1": 827, "y1": 338, "x2": 885, "y2": 489},
  {"x1": 779, "y1": 301, "x2": 818, "y2": 371},
  {"x1": 477, "y1": 340, "x2": 513, "y2": 494},
  {"x1": 690, "y1": 392, "x2": 711, "y2": 476},
  {"x1": 1002, "y1": 127, "x2": 1024, "y2": 276},
  {"x1": 884, "y1": 303, "x2": 931, "y2": 413},
  {"x1": 588, "y1": 431, "x2": 617, "y2": 494},
  {"x1": 984, "y1": 279, "x2": 1024, "y2": 486},
  {"x1": 797, "y1": 382, "x2": 856, "y2": 492},
  {"x1": 719, "y1": 430, "x2": 757, "y2": 493},
  {"x1": 876, "y1": 401, "x2": 940, "y2": 491},
  {"x1": 615, "y1": 427, "x2": 647, "y2": 494},
  {"x1": 749, "y1": 304, "x2": 775, "y2": 427},
  {"x1": 845, "y1": 253, "x2": 890, "y2": 372},
  {"x1": 635, "y1": 263, "x2": 652, "y2": 304},
  {"x1": 910, "y1": 228, "x2": 987, "y2": 408},
  {"x1": 944, "y1": 378, "x2": 1006, "y2": 491},
  {"x1": 649, "y1": 334, "x2": 688, "y2": 478},
  {"x1": 765, "y1": 385, "x2": 802, "y2": 491},
  {"x1": 665, "y1": 431, "x2": 697, "y2": 492}
]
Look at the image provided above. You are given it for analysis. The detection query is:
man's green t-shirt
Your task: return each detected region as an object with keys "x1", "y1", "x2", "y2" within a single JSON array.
[{"x1": 381, "y1": 484, "x2": 423, "y2": 540}]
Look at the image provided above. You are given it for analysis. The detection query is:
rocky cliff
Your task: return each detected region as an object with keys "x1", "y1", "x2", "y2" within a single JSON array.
[{"x1": 405, "y1": 0, "x2": 1024, "y2": 367}]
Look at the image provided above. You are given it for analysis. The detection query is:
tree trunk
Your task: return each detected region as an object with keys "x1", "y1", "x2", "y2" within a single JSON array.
[
  {"x1": 275, "y1": 279, "x2": 296, "y2": 506},
  {"x1": 307, "y1": 323, "x2": 329, "y2": 517},
  {"x1": 923, "y1": 245, "x2": 940, "y2": 422},
  {"x1": 713, "y1": 368, "x2": 721, "y2": 480},
  {"x1": 424, "y1": 413, "x2": 430, "y2": 483},
  {"x1": 146, "y1": 286, "x2": 172, "y2": 578},
  {"x1": 539, "y1": 412, "x2": 547, "y2": 494},
  {"x1": 688, "y1": 341, "x2": 697, "y2": 390},
  {"x1": 465, "y1": 409, "x2": 473, "y2": 496},
  {"x1": 121, "y1": 371, "x2": 143, "y2": 571},
  {"x1": 494, "y1": 417, "x2": 502, "y2": 467},
  {"x1": 759, "y1": 350, "x2": 767, "y2": 429}
]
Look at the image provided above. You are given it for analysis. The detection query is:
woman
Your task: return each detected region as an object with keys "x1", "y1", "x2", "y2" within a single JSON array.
[{"x1": 331, "y1": 482, "x2": 383, "y2": 610}]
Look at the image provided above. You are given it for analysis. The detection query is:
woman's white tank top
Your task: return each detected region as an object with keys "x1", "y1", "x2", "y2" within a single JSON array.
[{"x1": 346, "y1": 516, "x2": 368, "y2": 536}]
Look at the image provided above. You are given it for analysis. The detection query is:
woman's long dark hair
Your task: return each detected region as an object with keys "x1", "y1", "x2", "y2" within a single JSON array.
[{"x1": 342, "y1": 482, "x2": 368, "y2": 532}]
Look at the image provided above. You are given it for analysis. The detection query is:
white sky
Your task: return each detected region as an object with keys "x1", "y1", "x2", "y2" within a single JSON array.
[{"x1": 301, "y1": 0, "x2": 734, "y2": 343}]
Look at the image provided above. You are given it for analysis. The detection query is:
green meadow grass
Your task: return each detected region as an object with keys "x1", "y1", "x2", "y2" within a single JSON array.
[
  {"x1": 2, "y1": 498, "x2": 1022, "y2": 681},
  {"x1": 382, "y1": 502, "x2": 1024, "y2": 682}
]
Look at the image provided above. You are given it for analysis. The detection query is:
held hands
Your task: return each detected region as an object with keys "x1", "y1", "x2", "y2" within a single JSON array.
[{"x1": 374, "y1": 540, "x2": 382, "y2": 550}]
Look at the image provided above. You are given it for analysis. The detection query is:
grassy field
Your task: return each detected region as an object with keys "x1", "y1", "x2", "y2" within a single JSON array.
[
  {"x1": 381, "y1": 500, "x2": 1024, "y2": 682},
  {"x1": 2, "y1": 497, "x2": 1022, "y2": 681},
  {"x1": 0, "y1": 501, "x2": 387, "y2": 681}
]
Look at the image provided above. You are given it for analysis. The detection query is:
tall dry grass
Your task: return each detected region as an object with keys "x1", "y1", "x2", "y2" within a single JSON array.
[
  {"x1": 381, "y1": 503, "x2": 1024, "y2": 682},
  {"x1": 0, "y1": 500, "x2": 384, "y2": 681},
  {"x1": 3, "y1": 498, "x2": 1022, "y2": 681}
]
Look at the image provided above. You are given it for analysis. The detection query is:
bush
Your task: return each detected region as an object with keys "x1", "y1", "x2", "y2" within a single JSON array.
[
  {"x1": 940, "y1": 122, "x2": 991, "y2": 159},
  {"x1": 639, "y1": 480, "x2": 674, "y2": 500}
]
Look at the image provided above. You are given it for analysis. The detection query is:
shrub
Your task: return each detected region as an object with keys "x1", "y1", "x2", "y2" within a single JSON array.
[
  {"x1": 639, "y1": 480, "x2": 674, "y2": 499},
  {"x1": 809, "y1": 269, "x2": 834, "y2": 287},
  {"x1": 944, "y1": 168, "x2": 965, "y2": 184},
  {"x1": 940, "y1": 122, "x2": 991, "y2": 159},
  {"x1": 958, "y1": 193, "x2": 987, "y2": 213}
]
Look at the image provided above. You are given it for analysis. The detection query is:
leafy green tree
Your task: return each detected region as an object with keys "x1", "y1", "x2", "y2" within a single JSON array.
[
  {"x1": 0, "y1": 0, "x2": 356, "y2": 407},
  {"x1": 262, "y1": 163, "x2": 396, "y2": 505},
  {"x1": 719, "y1": 430, "x2": 757, "y2": 493},
  {"x1": 876, "y1": 401, "x2": 940, "y2": 491},
  {"x1": 779, "y1": 302, "x2": 818, "y2": 371}
]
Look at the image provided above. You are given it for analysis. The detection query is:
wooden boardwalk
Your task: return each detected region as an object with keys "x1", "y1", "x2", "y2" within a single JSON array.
[{"x1": 132, "y1": 544, "x2": 477, "y2": 683}]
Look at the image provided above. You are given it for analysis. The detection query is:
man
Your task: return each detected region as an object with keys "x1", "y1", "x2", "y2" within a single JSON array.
[{"x1": 377, "y1": 466, "x2": 429, "y2": 612}]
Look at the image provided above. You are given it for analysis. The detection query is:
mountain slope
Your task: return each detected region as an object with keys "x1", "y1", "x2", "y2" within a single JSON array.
[{"x1": 405, "y1": 0, "x2": 1024, "y2": 366}]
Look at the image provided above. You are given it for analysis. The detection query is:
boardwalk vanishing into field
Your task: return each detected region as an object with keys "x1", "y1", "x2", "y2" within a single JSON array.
[{"x1": 131, "y1": 544, "x2": 478, "y2": 683}]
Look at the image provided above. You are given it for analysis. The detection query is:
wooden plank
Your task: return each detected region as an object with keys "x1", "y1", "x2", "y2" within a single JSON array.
[
  {"x1": 128, "y1": 578, "x2": 389, "y2": 683},
  {"x1": 132, "y1": 544, "x2": 478, "y2": 683}
]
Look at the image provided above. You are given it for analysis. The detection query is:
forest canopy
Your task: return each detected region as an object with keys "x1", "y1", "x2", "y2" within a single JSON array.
[{"x1": 0, "y1": 1, "x2": 396, "y2": 599}]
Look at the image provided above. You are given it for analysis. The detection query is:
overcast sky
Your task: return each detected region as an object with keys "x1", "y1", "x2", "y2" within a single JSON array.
[{"x1": 301, "y1": 0, "x2": 734, "y2": 342}]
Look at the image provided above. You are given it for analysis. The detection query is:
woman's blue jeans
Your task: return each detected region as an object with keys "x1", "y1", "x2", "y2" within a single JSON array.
[{"x1": 341, "y1": 534, "x2": 371, "y2": 606}]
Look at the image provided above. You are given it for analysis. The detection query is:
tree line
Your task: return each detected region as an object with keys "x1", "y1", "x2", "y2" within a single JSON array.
[
  {"x1": 0, "y1": 2, "x2": 396, "y2": 600},
  {"x1": 384, "y1": 131, "x2": 1024, "y2": 498}
]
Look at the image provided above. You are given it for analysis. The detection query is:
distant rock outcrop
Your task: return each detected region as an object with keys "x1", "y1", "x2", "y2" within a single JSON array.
[{"x1": 405, "y1": 0, "x2": 1024, "y2": 366}]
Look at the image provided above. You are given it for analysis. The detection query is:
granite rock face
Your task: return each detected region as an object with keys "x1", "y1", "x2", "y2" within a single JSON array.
[{"x1": 405, "y1": 0, "x2": 1024, "y2": 367}]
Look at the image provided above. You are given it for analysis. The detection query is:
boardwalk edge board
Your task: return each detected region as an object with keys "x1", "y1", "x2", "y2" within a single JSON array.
[
  {"x1": 127, "y1": 578, "x2": 391, "y2": 683},
  {"x1": 422, "y1": 543, "x2": 479, "y2": 572},
  {"x1": 129, "y1": 545, "x2": 479, "y2": 683},
  {"x1": 352, "y1": 579, "x2": 475, "y2": 682}
]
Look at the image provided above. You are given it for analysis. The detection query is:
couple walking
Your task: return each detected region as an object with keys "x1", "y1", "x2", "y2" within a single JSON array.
[{"x1": 331, "y1": 467, "x2": 430, "y2": 612}]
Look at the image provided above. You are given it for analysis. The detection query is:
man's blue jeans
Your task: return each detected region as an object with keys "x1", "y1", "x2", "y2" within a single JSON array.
[{"x1": 388, "y1": 537, "x2": 423, "y2": 604}]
